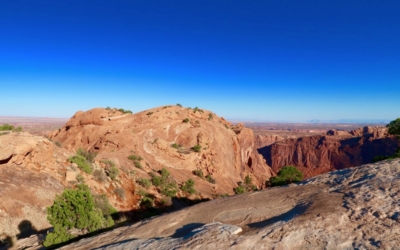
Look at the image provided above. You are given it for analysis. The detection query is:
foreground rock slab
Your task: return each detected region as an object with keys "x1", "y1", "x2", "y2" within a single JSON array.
[{"x1": 56, "y1": 159, "x2": 400, "y2": 250}]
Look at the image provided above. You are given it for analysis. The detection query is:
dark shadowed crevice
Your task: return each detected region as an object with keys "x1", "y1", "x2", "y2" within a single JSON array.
[
  {"x1": 247, "y1": 156, "x2": 252, "y2": 168},
  {"x1": 0, "y1": 155, "x2": 13, "y2": 165}
]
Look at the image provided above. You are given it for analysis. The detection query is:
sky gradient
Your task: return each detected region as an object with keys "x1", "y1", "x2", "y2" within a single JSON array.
[{"x1": 1, "y1": 1, "x2": 399, "y2": 122}]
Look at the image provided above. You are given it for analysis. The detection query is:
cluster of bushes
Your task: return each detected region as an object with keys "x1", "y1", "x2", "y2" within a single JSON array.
[
  {"x1": 181, "y1": 179, "x2": 196, "y2": 194},
  {"x1": 0, "y1": 124, "x2": 22, "y2": 132},
  {"x1": 191, "y1": 144, "x2": 202, "y2": 152},
  {"x1": 192, "y1": 169, "x2": 216, "y2": 184},
  {"x1": 128, "y1": 154, "x2": 144, "y2": 169},
  {"x1": 118, "y1": 108, "x2": 132, "y2": 114},
  {"x1": 372, "y1": 118, "x2": 400, "y2": 163},
  {"x1": 234, "y1": 175, "x2": 257, "y2": 194},
  {"x1": 183, "y1": 118, "x2": 189, "y2": 123},
  {"x1": 43, "y1": 184, "x2": 116, "y2": 247},
  {"x1": 102, "y1": 160, "x2": 119, "y2": 180},
  {"x1": 149, "y1": 168, "x2": 179, "y2": 197},
  {"x1": 68, "y1": 148, "x2": 97, "y2": 174},
  {"x1": 268, "y1": 166, "x2": 303, "y2": 187},
  {"x1": 105, "y1": 107, "x2": 132, "y2": 114},
  {"x1": 193, "y1": 107, "x2": 204, "y2": 113}
]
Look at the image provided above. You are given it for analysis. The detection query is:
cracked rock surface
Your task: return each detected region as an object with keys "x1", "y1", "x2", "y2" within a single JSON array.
[{"x1": 55, "y1": 159, "x2": 400, "y2": 250}]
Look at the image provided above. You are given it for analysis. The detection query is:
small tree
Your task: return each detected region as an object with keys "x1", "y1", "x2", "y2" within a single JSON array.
[
  {"x1": 387, "y1": 118, "x2": 400, "y2": 136},
  {"x1": 44, "y1": 184, "x2": 114, "y2": 247},
  {"x1": 181, "y1": 179, "x2": 196, "y2": 194},
  {"x1": 269, "y1": 166, "x2": 303, "y2": 186}
]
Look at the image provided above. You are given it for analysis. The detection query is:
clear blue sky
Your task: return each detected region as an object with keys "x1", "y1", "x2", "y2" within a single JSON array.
[{"x1": 0, "y1": 1, "x2": 399, "y2": 122}]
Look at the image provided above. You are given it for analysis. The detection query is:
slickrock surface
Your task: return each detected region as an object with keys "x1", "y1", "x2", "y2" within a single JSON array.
[
  {"x1": 0, "y1": 132, "x2": 68, "y2": 238},
  {"x1": 49, "y1": 107, "x2": 273, "y2": 196},
  {"x1": 259, "y1": 126, "x2": 399, "y2": 178},
  {"x1": 56, "y1": 159, "x2": 400, "y2": 250}
]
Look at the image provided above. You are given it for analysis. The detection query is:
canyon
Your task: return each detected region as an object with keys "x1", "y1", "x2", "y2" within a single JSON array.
[{"x1": 0, "y1": 107, "x2": 398, "y2": 249}]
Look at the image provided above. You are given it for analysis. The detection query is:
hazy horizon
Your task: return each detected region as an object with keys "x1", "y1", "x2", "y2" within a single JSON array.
[{"x1": 1, "y1": 1, "x2": 399, "y2": 122}]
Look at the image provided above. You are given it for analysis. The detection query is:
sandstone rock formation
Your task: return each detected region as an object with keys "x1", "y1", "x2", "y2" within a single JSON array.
[
  {"x1": 255, "y1": 134, "x2": 285, "y2": 148},
  {"x1": 49, "y1": 106, "x2": 273, "y2": 199},
  {"x1": 0, "y1": 106, "x2": 273, "y2": 244},
  {"x1": 258, "y1": 126, "x2": 399, "y2": 178},
  {"x1": 35, "y1": 159, "x2": 400, "y2": 250},
  {"x1": 0, "y1": 132, "x2": 68, "y2": 238}
]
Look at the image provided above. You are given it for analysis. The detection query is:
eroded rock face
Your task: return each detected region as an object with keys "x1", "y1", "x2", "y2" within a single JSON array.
[
  {"x1": 49, "y1": 159, "x2": 400, "y2": 250},
  {"x1": 258, "y1": 126, "x2": 398, "y2": 178},
  {"x1": 255, "y1": 134, "x2": 285, "y2": 148},
  {"x1": 0, "y1": 133, "x2": 67, "y2": 238},
  {"x1": 50, "y1": 107, "x2": 273, "y2": 195}
]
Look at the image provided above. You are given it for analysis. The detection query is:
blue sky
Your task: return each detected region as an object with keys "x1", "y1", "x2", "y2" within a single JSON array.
[{"x1": 0, "y1": 1, "x2": 399, "y2": 122}]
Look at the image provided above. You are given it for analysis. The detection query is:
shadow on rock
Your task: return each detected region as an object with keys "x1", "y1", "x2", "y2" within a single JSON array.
[
  {"x1": 171, "y1": 223, "x2": 205, "y2": 238},
  {"x1": 247, "y1": 202, "x2": 311, "y2": 229}
]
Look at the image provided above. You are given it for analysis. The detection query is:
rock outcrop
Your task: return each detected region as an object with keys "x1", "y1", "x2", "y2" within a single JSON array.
[
  {"x1": 258, "y1": 126, "x2": 398, "y2": 178},
  {"x1": 49, "y1": 106, "x2": 273, "y2": 200},
  {"x1": 34, "y1": 159, "x2": 400, "y2": 250},
  {"x1": 255, "y1": 134, "x2": 285, "y2": 148},
  {"x1": 0, "y1": 132, "x2": 68, "y2": 238},
  {"x1": 0, "y1": 106, "x2": 273, "y2": 242}
]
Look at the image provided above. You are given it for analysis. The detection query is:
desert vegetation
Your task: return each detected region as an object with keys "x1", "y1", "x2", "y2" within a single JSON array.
[
  {"x1": 269, "y1": 166, "x2": 303, "y2": 186},
  {"x1": 0, "y1": 124, "x2": 22, "y2": 133},
  {"x1": 234, "y1": 175, "x2": 257, "y2": 194},
  {"x1": 181, "y1": 179, "x2": 196, "y2": 194},
  {"x1": 68, "y1": 148, "x2": 97, "y2": 174},
  {"x1": 102, "y1": 160, "x2": 119, "y2": 180},
  {"x1": 43, "y1": 184, "x2": 116, "y2": 247},
  {"x1": 372, "y1": 118, "x2": 400, "y2": 162},
  {"x1": 191, "y1": 144, "x2": 202, "y2": 152}
]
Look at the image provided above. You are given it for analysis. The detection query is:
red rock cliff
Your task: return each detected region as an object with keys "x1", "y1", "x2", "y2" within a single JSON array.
[{"x1": 258, "y1": 126, "x2": 399, "y2": 178}]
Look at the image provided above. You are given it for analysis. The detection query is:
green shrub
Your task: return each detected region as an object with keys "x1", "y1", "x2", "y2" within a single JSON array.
[
  {"x1": 234, "y1": 185, "x2": 246, "y2": 194},
  {"x1": 181, "y1": 179, "x2": 196, "y2": 194},
  {"x1": 134, "y1": 161, "x2": 143, "y2": 169},
  {"x1": 54, "y1": 141, "x2": 62, "y2": 147},
  {"x1": 124, "y1": 110, "x2": 132, "y2": 114},
  {"x1": 106, "y1": 107, "x2": 111, "y2": 110},
  {"x1": 205, "y1": 175, "x2": 216, "y2": 184},
  {"x1": 160, "y1": 182, "x2": 178, "y2": 197},
  {"x1": 146, "y1": 112, "x2": 154, "y2": 116},
  {"x1": 150, "y1": 173, "x2": 163, "y2": 187},
  {"x1": 160, "y1": 168, "x2": 170, "y2": 179},
  {"x1": 192, "y1": 169, "x2": 204, "y2": 178},
  {"x1": 171, "y1": 143, "x2": 182, "y2": 149},
  {"x1": 208, "y1": 113, "x2": 213, "y2": 120},
  {"x1": 107, "y1": 165, "x2": 119, "y2": 180},
  {"x1": 176, "y1": 103, "x2": 182, "y2": 107},
  {"x1": 192, "y1": 144, "x2": 202, "y2": 152},
  {"x1": 193, "y1": 107, "x2": 199, "y2": 113},
  {"x1": 76, "y1": 174, "x2": 85, "y2": 183},
  {"x1": 269, "y1": 165, "x2": 303, "y2": 186},
  {"x1": 76, "y1": 148, "x2": 97, "y2": 163},
  {"x1": 43, "y1": 184, "x2": 114, "y2": 247},
  {"x1": 138, "y1": 178, "x2": 152, "y2": 188},
  {"x1": 102, "y1": 160, "x2": 119, "y2": 180},
  {"x1": 128, "y1": 154, "x2": 143, "y2": 161},
  {"x1": 68, "y1": 155, "x2": 92, "y2": 174},
  {"x1": 118, "y1": 108, "x2": 125, "y2": 113},
  {"x1": 244, "y1": 175, "x2": 252, "y2": 185},
  {"x1": 183, "y1": 118, "x2": 189, "y2": 123},
  {"x1": 387, "y1": 118, "x2": 400, "y2": 135},
  {"x1": 0, "y1": 124, "x2": 14, "y2": 131}
]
